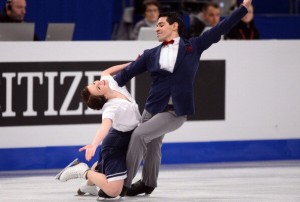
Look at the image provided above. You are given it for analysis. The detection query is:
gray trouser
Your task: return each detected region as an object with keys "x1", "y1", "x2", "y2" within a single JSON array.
[{"x1": 125, "y1": 109, "x2": 187, "y2": 188}]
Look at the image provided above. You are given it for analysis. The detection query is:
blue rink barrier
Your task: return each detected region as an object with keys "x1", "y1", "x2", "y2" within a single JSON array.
[{"x1": 0, "y1": 139, "x2": 300, "y2": 171}]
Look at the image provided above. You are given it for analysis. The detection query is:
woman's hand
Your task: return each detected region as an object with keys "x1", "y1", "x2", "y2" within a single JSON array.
[{"x1": 79, "y1": 144, "x2": 97, "y2": 161}]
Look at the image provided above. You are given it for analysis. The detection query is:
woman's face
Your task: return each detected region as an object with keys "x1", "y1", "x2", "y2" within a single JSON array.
[{"x1": 87, "y1": 80, "x2": 109, "y2": 96}]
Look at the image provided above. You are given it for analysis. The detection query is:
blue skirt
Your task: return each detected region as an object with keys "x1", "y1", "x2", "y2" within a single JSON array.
[{"x1": 95, "y1": 128, "x2": 133, "y2": 181}]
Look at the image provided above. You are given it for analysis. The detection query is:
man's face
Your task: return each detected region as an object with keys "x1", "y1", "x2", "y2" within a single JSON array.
[
  {"x1": 144, "y1": 4, "x2": 159, "y2": 23},
  {"x1": 7, "y1": 0, "x2": 26, "y2": 22},
  {"x1": 155, "y1": 17, "x2": 177, "y2": 42},
  {"x1": 203, "y1": 6, "x2": 220, "y2": 26}
]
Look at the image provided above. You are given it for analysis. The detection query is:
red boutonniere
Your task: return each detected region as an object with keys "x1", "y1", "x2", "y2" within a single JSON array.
[{"x1": 186, "y1": 45, "x2": 193, "y2": 52}]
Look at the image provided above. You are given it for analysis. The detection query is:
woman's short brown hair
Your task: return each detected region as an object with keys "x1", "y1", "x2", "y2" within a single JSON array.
[{"x1": 81, "y1": 86, "x2": 107, "y2": 110}]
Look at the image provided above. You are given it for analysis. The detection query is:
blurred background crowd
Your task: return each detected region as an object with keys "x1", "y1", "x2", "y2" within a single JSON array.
[{"x1": 0, "y1": 0, "x2": 299, "y2": 41}]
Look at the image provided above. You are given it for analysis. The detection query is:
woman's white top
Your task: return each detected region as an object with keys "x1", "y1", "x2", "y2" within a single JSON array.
[{"x1": 101, "y1": 75, "x2": 141, "y2": 132}]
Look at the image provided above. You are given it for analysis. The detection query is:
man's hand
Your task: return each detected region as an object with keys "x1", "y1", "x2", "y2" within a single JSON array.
[{"x1": 242, "y1": 0, "x2": 252, "y2": 9}]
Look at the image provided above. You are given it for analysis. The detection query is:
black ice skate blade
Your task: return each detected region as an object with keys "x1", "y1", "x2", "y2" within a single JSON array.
[{"x1": 96, "y1": 196, "x2": 121, "y2": 201}]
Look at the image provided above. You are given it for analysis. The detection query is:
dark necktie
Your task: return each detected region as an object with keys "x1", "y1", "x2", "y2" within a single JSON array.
[{"x1": 162, "y1": 40, "x2": 174, "y2": 46}]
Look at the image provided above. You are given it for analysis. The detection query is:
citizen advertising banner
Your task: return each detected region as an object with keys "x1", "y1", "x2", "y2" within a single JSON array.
[{"x1": 0, "y1": 61, "x2": 225, "y2": 127}]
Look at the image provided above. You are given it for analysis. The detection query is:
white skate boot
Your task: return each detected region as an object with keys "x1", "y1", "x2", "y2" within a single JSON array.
[
  {"x1": 77, "y1": 182, "x2": 99, "y2": 196},
  {"x1": 55, "y1": 158, "x2": 89, "y2": 182}
]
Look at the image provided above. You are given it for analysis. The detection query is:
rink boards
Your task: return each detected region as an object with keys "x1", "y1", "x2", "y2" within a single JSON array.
[{"x1": 0, "y1": 41, "x2": 300, "y2": 170}]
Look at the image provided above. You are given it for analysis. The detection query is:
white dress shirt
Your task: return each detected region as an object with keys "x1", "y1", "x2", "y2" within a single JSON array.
[
  {"x1": 101, "y1": 75, "x2": 141, "y2": 132},
  {"x1": 159, "y1": 37, "x2": 180, "y2": 105},
  {"x1": 159, "y1": 37, "x2": 180, "y2": 73}
]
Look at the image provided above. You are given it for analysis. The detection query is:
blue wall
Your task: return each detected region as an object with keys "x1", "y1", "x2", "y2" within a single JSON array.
[
  {"x1": 1, "y1": 139, "x2": 300, "y2": 171},
  {"x1": 253, "y1": 0, "x2": 290, "y2": 14},
  {"x1": 255, "y1": 15, "x2": 300, "y2": 39}
]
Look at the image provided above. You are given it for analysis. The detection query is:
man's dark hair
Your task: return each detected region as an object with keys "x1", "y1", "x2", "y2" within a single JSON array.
[
  {"x1": 159, "y1": 12, "x2": 184, "y2": 37},
  {"x1": 81, "y1": 87, "x2": 107, "y2": 110}
]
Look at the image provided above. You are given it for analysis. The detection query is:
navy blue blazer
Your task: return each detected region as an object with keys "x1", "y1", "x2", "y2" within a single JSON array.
[{"x1": 114, "y1": 6, "x2": 248, "y2": 116}]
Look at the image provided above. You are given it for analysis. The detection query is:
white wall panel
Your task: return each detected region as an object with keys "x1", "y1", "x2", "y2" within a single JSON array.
[{"x1": 1, "y1": 41, "x2": 300, "y2": 148}]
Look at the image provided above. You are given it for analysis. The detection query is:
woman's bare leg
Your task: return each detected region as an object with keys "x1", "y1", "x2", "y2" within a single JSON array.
[
  {"x1": 86, "y1": 170, "x2": 123, "y2": 197},
  {"x1": 86, "y1": 162, "x2": 98, "y2": 186}
]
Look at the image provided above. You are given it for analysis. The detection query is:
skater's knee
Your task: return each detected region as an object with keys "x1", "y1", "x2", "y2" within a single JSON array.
[
  {"x1": 131, "y1": 130, "x2": 146, "y2": 143},
  {"x1": 102, "y1": 182, "x2": 123, "y2": 197},
  {"x1": 105, "y1": 189, "x2": 120, "y2": 197}
]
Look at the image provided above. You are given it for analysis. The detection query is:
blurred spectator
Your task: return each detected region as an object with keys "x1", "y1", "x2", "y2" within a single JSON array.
[
  {"x1": 187, "y1": 2, "x2": 220, "y2": 38},
  {"x1": 111, "y1": 6, "x2": 134, "y2": 40},
  {"x1": 131, "y1": 0, "x2": 144, "y2": 23},
  {"x1": 0, "y1": 0, "x2": 39, "y2": 40},
  {"x1": 130, "y1": 0, "x2": 160, "y2": 40},
  {"x1": 212, "y1": 0, "x2": 238, "y2": 16},
  {"x1": 0, "y1": 0, "x2": 26, "y2": 22},
  {"x1": 228, "y1": 0, "x2": 240, "y2": 12},
  {"x1": 225, "y1": 4, "x2": 260, "y2": 39}
]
